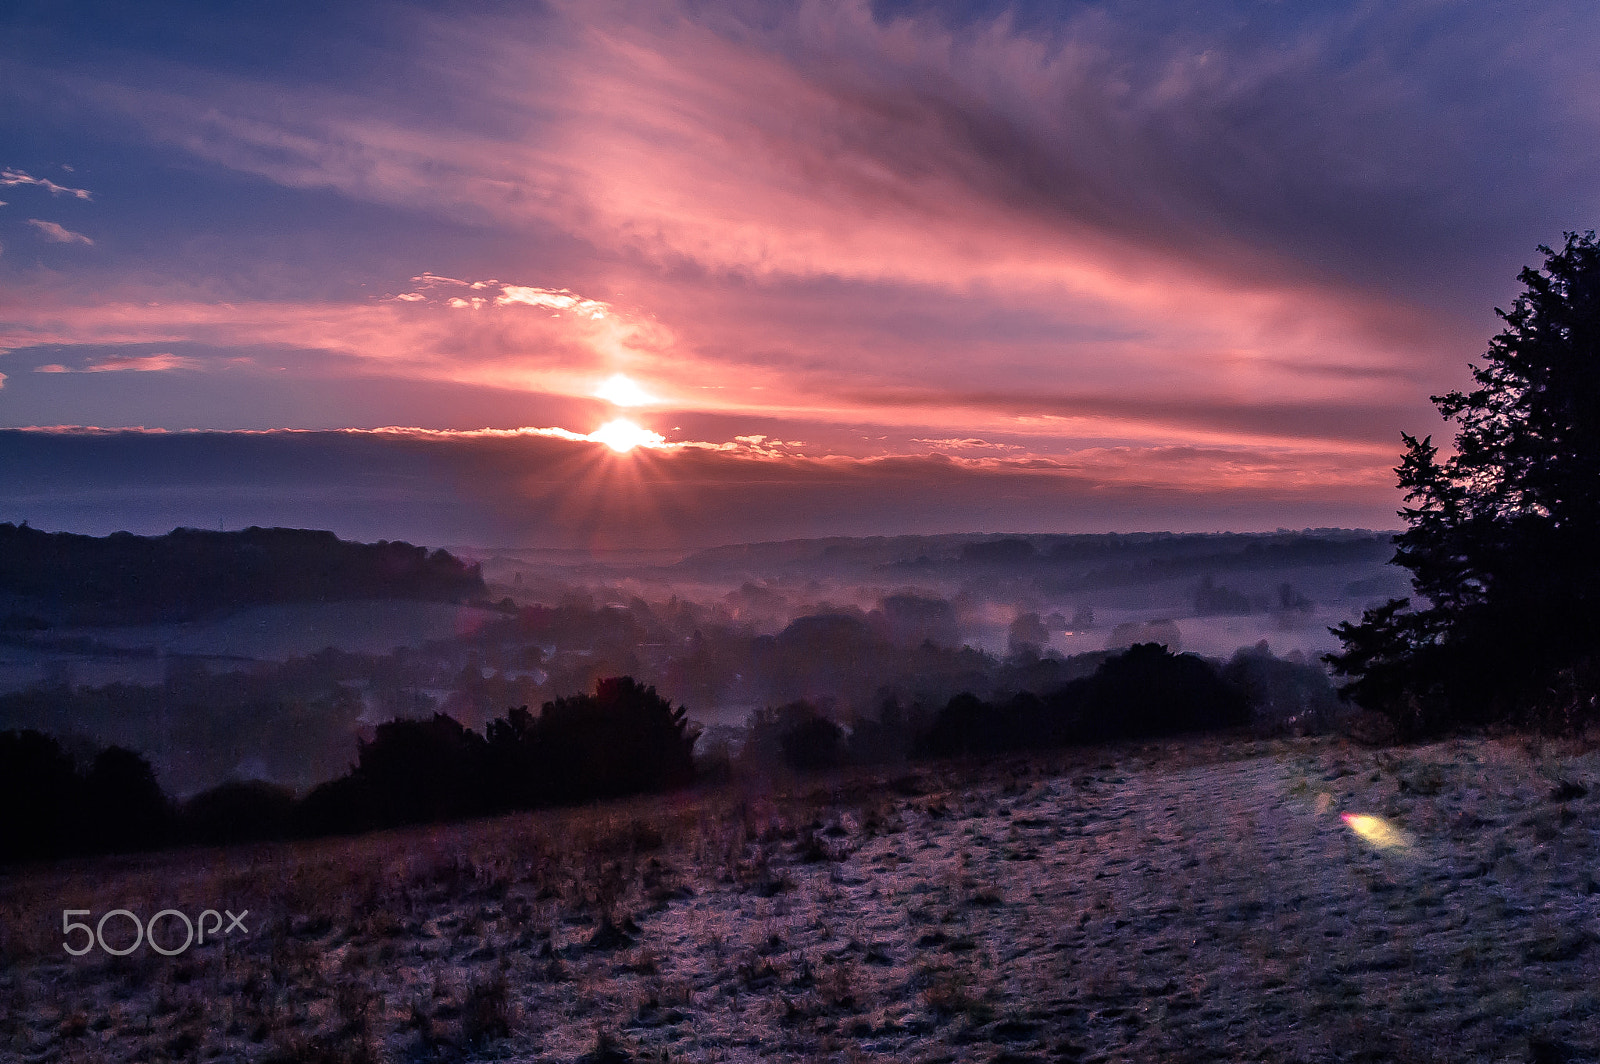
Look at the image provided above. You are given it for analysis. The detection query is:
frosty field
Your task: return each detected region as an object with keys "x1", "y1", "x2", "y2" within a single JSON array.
[{"x1": 3, "y1": 735, "x2": 1597, "y2": 1063}]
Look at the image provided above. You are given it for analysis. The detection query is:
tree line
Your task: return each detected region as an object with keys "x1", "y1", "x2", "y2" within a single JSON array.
[
  {"x1": 743, "y1": 640, "x2": 1331, "y2": 771},
  {"x1": 1, "y1": 677, "x2": 696, "y2": 863},
  {"x1": 0, "y1": 524, "x2": 486, "y2": 627},
  {"x1": 3, "y1": 644, "x2": 1335, "y2": 864}
]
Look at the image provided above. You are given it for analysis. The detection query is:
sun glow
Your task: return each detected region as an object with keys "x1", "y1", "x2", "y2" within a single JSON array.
[
  {"x1": 588, "y1": 418, "x2": 665, "y2": 453},
  {"x1": 594, "y1": 373, "x2": 656, "y2": 407}
]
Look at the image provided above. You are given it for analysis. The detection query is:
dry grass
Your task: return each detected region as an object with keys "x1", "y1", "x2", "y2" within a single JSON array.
[{"x1": 3, "y1": 733, "x2": 1599, "y2": 1062}]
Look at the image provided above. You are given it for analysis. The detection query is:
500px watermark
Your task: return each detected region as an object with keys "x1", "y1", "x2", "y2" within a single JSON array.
[{"x1": 63, "y1": 908, "x2": 249, "y2": 956}]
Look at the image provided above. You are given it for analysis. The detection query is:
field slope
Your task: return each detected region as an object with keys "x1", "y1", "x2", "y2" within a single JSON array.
[{"x1": 2, "y1": 735, "x2": 1597, "y2": 1063}]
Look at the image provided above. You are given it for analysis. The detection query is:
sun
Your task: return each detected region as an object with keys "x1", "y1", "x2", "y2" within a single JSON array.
[
  {"x1": 593, "y1": 373, "x2": 656, "y2": 407},
  {"x1": 588, "y1": 418, "x2": 665, "y2": 453}
]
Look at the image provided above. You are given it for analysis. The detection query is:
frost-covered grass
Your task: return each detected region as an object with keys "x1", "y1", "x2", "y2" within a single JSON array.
[{"x1": 3, "y1": 734, "x2": 1598, "y2": 1063}]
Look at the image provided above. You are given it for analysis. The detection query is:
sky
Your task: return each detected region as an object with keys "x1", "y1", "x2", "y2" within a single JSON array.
[{"x1": 2, "y1": 0, "x2": 1598, "y2": 549}]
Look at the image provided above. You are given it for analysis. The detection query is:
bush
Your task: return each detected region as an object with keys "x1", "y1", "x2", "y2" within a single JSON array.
[
  {"x1": 920, "y1": 691, "x2": 991, "y2": 758},
  {"x1": 779, "y1": 712, "x2": 844, "y2": 772},
  {"x1": 845, "y1": 697, "x2": 921, "y2": 765},
  {"x1": 0, "y1": 730, "x2": 171, "y2": 862},
  {"x1": 533, "y1": 677, "x2": 698, "y2": 803},
  {"x1": 744, "y1": 700, "x2": 832, "y2": 768},
  {"x1": 1221, "y1": 642, "x2": 1343, "y2": 735},
  {"x1": 6, "y1": 676, "x2": 703, "y2": 858},
  {"x1": 296, "y1": 678, "x2": 698, "y2": 836},
  {"x1": 181, "y1": 779, "x2": 296, "y2": 845},
  {"x1": 921, "y1": 643, "x2": 1248, "y2": 756},
  {"x1": 1077, "y1": 643, "x2": 1249, "y2": 739},
  {"x1": 921, "y1": 689, "x2": 1084, "y2": 757},
  {"x1": 295, "y1": 774, "x2": 375, "y2": 838},
  {"x1": 82, "y1": 746, "x2": 172, "y2": 852},
  {"x1": 0, "y1": 729, "x2": 83, "y2": 861},
  {"x1": 352, "y1": 713, "x2": 488, "y2": 825}
]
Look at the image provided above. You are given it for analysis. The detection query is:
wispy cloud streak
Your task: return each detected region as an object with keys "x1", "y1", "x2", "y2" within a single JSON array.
[
  {"x1": 35, "y1": 353, "x2": 197, "y2": 373},
  {"x1": 1, "y1": 168, "x2": 93, "y2": 200}
]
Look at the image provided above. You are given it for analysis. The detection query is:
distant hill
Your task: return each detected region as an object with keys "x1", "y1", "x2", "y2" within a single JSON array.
[
  {"x1": 676, "y1": 530, "x2": 1396, "y2": 579},
  {"x1": 0, "y1": 525, "x2": 487, "y2": 627}
]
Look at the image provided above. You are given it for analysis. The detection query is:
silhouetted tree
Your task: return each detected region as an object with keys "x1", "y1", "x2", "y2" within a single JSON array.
[
  {"x1": 82, "y1": 745, "x2": 171, "y2": 852},
  {"x1": 352, "y1": 713, "x2": 488, "y2": 825},
  {"x1": 0, "y1": 524, "x2": 485, "y2": 625},
  {"x1": 1328, "y1": 233, "x2": 1600, "y2": 735},
  {"x1": 1, "y1": 733, "x2": 174, "y2": 861},
  {"x1": 765, "y1": 614, "x2": 881, "y2": 702},
  {"x1": 876, "y1": 594, "x2": 960, "y2": 648},
  {"x1": 923, "y1": 643, "x2": 1247, "y2": 756},
  {"x1": 846, "y1": 696, "x2": 922, "y2": 764},
  {"x1": 778, "y1": 710, "x2": 844, "y2": 772},
  {"x1": 484, "y1": 704, "x2": 540, "y2": 809},
  {"x1": 1007, "y1": 612, "x2": 1049, "y2": 657},
  {"x1": 1276, "y1": 583, "x2": 1312, "y2": 612},
  {"x1": 0, "y1": 729, "x2": 82, "y2": 861},
  {"x1": 744, "y1": 699, "x2": 829, "y2": 766},
  {"x1": 960, "y1": 537, "x2": 1036, "y2": 565},
  {"x1": 181, "y1": 779, "x2": 296, "y2": 845},
  {"x1": 295, "y1": 774, "x2": 375, "y2": 837},
  {"x1": 1077, "y1": 643, "x2": 1249, "y2": 740},
  {"x1": 1193, "y1": 575, "x2": 1253, "y2": 616},
  {"x1": 921, "y1": 692, "x2": 992, "y2": 757},
  {"x1": 535, "y1": 677, "x2": 697, "y2": 802},
  {"x1": 1222, "y1": 642, "x2": 1342, "y2": 735}
]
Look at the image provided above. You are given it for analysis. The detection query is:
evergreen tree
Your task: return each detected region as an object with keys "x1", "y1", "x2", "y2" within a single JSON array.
[{"x1": 1328, "y1": 232, "x2": 1600, "y2": 734}]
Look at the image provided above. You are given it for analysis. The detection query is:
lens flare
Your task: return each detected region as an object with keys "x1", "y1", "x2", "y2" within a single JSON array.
[
  {"x1": 1341, "y1": 812, "x2": 1412, "y2": 851},
  {"x1": 588, "y1": 418, "x2": 665, "y2": 453}
]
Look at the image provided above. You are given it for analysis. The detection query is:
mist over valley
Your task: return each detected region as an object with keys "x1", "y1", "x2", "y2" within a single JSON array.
[{"x1": 0, "y1": 525, "x2": 1395, "y2": 797}]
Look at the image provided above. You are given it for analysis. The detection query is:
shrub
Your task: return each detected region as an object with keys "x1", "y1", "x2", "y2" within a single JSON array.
[
  {"x1": 779, "y1": 712, "x2": 844, "y2": 772},
  {"x1": 532, "y1": 677, "x2": 698, "y2": 803},
  {"x1": 920, "y1": 643, "x2": 1247, "y2": 756},
  {"x1": 0, "y1": 729, "x2": 83, "y2": 861},
  {"x1": 295, "y1": 774, "x2": 375, "y2": 837},
  {"x1": 1221, "y1": 642, "x2": 1344, "y2": 735},
  {"x1": 1077, "y1": 643, "x2": 1249, "y2": 740},
  {"x1": 0, "y1": 731, "x2": 171, "y2": 861},
  {"x1": 352, "y1": 713, "x2": 489, "y2": 825},
  {"x1": 82, "y1": 746, "x2": 172, "y2": 852},
  {"x1": 181, "y1": 779, "x2": 296, "y2": 845},
  {"x1": 744, "y1": 700, "x2": 834, "y2": 768}
]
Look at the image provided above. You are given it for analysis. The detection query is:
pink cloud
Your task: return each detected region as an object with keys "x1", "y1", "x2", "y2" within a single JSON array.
[
  {"x1": 0, "y1": 263, "x2": 1442, "y2": 488},
  {"x1": 68, "y1": 10, "x2": 1482, "y2": 452},
  {"x1": 33, "y1": 352, "x2": 200, "y2": 373},
  {"x1": 0, "y1": 283, "x2": 650, "y2": 395},
  {"x1": 18, "y1": 0, "x2": 1552, "y2": 519},
  {"x1": 496, "y1": 286, "x2": 610, "y2": 318},
  {"x1": 73, "y1": 3, "x2": 1468, "y2": 360},
  {"x1": 30, "y1": 7, "x2": 1482, "y2": 420},
  {"x1": 27, "y1": 219, "x2": 93, "y2": 245},
  {"x1": 0, "y1": 267, "x2": 1421, "y2": 540}
]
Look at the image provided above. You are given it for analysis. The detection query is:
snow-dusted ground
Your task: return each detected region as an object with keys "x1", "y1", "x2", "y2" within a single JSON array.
[{"x1": 3, "y1": 734, "x2": 1598, "y2": 1063}]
